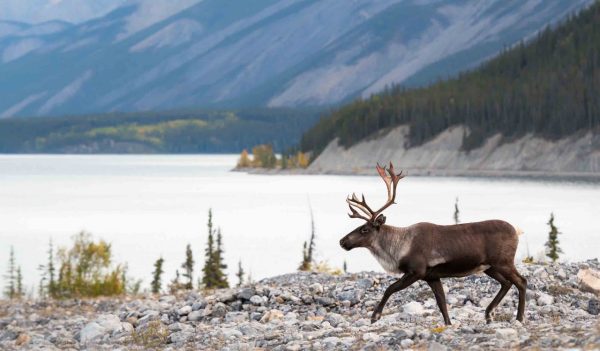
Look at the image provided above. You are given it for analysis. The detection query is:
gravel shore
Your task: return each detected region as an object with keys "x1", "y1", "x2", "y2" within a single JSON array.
[{"x1": 1, "y1": 260, "x2": 599, "y2": 350}]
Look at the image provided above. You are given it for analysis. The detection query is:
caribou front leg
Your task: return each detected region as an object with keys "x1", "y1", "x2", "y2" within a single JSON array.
[{"x1": 371, "y1": 273, "x2": 421, "y2": 323}]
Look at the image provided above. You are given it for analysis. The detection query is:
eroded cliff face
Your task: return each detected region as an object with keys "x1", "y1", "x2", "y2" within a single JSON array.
[{"x1": 308, "y1": 126, "x2": 600, "y2": 177}]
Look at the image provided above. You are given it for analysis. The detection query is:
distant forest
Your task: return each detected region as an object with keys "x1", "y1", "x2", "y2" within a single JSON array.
[
  {"x1": 301, "y1": 2, "x2": 600, "y2": 155},
  {"x1": 0, "y1": 108, "x2": 320, "y2": 153}
]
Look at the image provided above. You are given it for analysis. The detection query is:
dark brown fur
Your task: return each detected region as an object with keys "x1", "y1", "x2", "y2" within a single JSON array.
[{"x1": 340, "y1": 218, "x2": 527, "y2": 325}]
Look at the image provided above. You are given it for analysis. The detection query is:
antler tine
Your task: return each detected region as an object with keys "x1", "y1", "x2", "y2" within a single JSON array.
[
  {"x1": 346, "y1": 193, "x2": 374, "y2": 219},
  {"x1": 347, "y1": 203, "x2": 371, "y2": 222},
  {"x1": 371, "y1": 162, "x2": 405, "y2": 220},
  {"x1": 345, "y1": 162, "x2": 405, "y2": 222}
]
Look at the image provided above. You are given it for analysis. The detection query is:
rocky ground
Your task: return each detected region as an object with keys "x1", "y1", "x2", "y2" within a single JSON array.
[{"x1": 1, "y1": 261, "x2": 599, "y2": 350}]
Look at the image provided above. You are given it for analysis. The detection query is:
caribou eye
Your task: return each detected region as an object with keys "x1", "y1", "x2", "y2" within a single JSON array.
[{"x1": 360, "y1": 227, "x2": 369, "y2": 234}]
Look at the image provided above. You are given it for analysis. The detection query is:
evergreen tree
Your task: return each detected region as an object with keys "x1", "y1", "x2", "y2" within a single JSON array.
[
  {"x1": 151, "y1": 257, "x2": 164, "y2": 294},
  {"x1": 343, "y1": 260, "x2": 347, "y2": 274},
  {"x1": 454, "y1": 197, "x2": 460, "y2": 224},
  {"x1": 181, "y1": 244, "x2": 194, "y2": 290},
  {"x1": 213, "y1": 228, "x2": 229, "y2": 288},
  {"x1": 236, "y1": 260, "x2": 244, "y2": 287},
  {"x1": 3, "y1": 246, "x2": 16, "y2": 299},
  {"x1": 47, "y1": 239, "x2": 56, "y2": 297},
  {"x1": 545, "y1": 213, "x2": 562, "y2": 262},
  {"x1": 169, "y1": 270, "x2": 182, "y2": 293},
  {"x1": 202, "y1": 209, "x2": 217, "y2": 288},
  {"x1": 299, "y1": 204, "x2": 316, "y2": 271},
  {"x1": 16, "y1": 266, "x2": 23, "y2": 299}
]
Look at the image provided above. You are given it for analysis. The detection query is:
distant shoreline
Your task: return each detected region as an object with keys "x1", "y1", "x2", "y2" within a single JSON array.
[{"x1": 233, "y1": 166, "x2": 600, "y2": 182}]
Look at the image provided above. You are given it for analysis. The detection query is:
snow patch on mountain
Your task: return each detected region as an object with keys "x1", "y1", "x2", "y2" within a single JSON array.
[
  {"x1": 0, "y1": 92, "x2": 47, "y2": 118},
  {"x1": 115, "y1": 0, "x2": 201, "y2": 41},
  {"x1": 130, "y1": 19, "x2": 203, "y2": 52},
  {"x1": 2, "y1": 38, "x2": 44, "y2": 62},
  {"x1": 38, "y1": 70, "x2": 94, "y2": 114}
]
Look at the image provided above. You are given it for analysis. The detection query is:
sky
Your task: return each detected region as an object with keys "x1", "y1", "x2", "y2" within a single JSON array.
[{"x1": 0, "y1": 0, "x2": 129, "y2": 23}]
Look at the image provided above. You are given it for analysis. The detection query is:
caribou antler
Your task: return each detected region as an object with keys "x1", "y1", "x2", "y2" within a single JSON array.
[{"x1": 346, "y1": 162, "x2": 405, "y2": 222}]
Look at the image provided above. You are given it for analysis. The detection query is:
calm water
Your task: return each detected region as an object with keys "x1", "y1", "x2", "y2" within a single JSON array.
[{"x1": 1, "y1": 155, "x2": 599, "y2": 294}]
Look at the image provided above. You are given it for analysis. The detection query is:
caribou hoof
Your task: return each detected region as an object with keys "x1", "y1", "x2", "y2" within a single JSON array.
[{"x1": 371, "y1": 311, "x2": 382, "y2": 324}]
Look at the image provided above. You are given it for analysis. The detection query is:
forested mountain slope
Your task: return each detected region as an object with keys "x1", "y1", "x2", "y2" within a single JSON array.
[{"x1": 302, "y1": 2, "x2": 600, "y2": 176}]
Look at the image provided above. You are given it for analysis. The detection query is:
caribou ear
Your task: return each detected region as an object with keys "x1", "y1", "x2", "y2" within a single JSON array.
[{"x1": 374, "y1": 215, "x2": 386, "y2": 227}]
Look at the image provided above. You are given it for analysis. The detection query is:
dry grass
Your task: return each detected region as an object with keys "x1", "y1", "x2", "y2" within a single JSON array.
[
  {"x1": 547, "y1": 284, "x2": 573, "y2": 296},
  {"x1": 130, "y1": 321, "x2": 169, "y2": 349}
]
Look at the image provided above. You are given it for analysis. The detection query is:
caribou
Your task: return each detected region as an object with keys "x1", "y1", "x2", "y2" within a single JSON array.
[{"x1": 339, "y1": 163, "x2": 527, "y2": 325}]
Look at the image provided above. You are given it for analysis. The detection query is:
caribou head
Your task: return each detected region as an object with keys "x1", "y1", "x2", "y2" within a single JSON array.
[{"x1": 339, "y1": 162, "x2": 404, "y2": 251}]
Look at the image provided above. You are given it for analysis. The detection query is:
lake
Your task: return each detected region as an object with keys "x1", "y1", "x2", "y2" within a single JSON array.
[{"x1": 1, "y1": 155, "x2": 599, "y2": 294}]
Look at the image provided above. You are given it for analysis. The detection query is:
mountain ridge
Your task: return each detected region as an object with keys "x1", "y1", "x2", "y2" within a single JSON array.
[{"x1": 0, "y1": 0, "x2": 592, "y2": 118}]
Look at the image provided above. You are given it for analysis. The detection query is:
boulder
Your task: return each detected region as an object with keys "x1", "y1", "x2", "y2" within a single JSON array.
[
  {"x1": 402, "y1": 301, "x2": 425, "y2": 315},
  {"x1": 79, "y1": 314, "x2": 123, "y2": 344},
  {"x1": 577, "y1": 268, "x2": 600, "y2": 295}
]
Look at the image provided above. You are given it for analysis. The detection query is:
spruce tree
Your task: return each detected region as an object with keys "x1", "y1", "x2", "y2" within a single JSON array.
[
  {"x1": 16, "y1": 267, "x2": 23, "y2": 298},
  {"x1": 169, "y1": 270, "x2": 181, "y2": 293},
  {"x1": 47, "y1": 239, "x2": 56, "y2": 297},
  {"x1": 202, "y1": 209, "x2": 217, "y2": 288},
  {"x1": 181, "y1": 244, "x2": 194, "y2": 289},
  {"x1": 151, "y1": 257, "x2": 164, "y2": 294},
  {"x1": 3, "y1": 246, "x2": 16, "y2": 299},
  {"x1": 236, "y1": 260, "x2": 244, "y2": 287},
  {"x1": 453, "y1": 197, "x2": 460, "y2": 224},
  {"x1": 545, "y1": 213, "x2": 562, "y2": 262},
  {"x1": 299, "y1": 205, "x2": 316, "y2": 271},
  {"x1": 213, "y1": 228, "x2": 229, "y2": 288}
]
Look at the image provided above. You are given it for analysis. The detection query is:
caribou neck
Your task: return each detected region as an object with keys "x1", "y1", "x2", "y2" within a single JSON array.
[{"x1": 368, "y1": 225, "x2": 412, "y2": 274}]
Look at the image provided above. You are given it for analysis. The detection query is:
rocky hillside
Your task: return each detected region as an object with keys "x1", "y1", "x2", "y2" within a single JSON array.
[
  {"x1": 307, "y1": 126, "x2": 600, "y2": 178},
  {"x1": 0, "y1": 0, "x2": 592, "y2": 117},
  {"x1": 1, "y1": 261, "x2": 599, "y2": 350}
]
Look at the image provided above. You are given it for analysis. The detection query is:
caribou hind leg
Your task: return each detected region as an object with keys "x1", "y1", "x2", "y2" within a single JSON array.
[
  {"x1": 485, "y1": 266, "x2": 527, "y2": 323},
  {"x1": 484, "y1": 268, "x2": 512, "y2": 323},
  {"x1": 503, "y1": 267, "x2": 527, "y2": 322},
  {"x1": 426, "y1": 278, "x2": 451, "y2": 325}
]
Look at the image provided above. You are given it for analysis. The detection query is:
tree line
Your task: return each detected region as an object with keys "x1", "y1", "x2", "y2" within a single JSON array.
[
  {"x1": 0, "y1": 107, "x2": 321, "y2": 154},
  {"x1": 300, "y1": 2, "x2": 600, "y2": 156},
  {"x1": 4, "y1": 208, "x2": 248, "y2": 299}
]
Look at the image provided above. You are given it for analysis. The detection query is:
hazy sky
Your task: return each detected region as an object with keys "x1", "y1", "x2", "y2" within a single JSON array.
[{"x1": 1, "y1": 0, "x2": 129, "y2": 23}]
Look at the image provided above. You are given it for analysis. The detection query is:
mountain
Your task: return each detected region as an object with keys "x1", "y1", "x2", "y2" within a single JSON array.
[
  {"x1": 0, "y1": 0, "x2": 165, "y2": 24},
  {"x1": 302, "y1": 2, "x2": 600, "y2": 177},
  {"x1": 0, "y1": 0, "x2": 593, "y2": 118}
]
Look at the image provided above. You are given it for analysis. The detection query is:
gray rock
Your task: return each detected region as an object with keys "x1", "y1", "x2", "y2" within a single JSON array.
[
  {"x1": 192, "y1": 300, "x2": 206, "y2": 311},
  {"x1": 225, "y1": 312, "x2": 249, "y2": 323},
  {"x1": 138, "y1": 310, "x2": 160, "y2": 325},
  {"x1": 315, "y1": 297, "x2": 335, "y2": 306},
  {"x1": 249, "y1": 295, "x2": 263, "y2": 306},
  {"x1": 309, "y1": 283, "x2": 324, "y2": 294},
  {"x1": 79, "y1": 314, "x2": 123, "y2": 344},
  {"x1": 324, "y1": 313, "x2": 346, "y2": 327},
  {"x1": 237, "y1": 288, "x2": 255, "y2": 301},
  {"x1": 211, "y1": 303, "x2": 228, "y2": 318},
  {"x1": 495, "y1": 328, "x2": 518, "y2": 340},
  {"x1": 587, "y1": 299, "x2": 599, "y2": 315},
  {"x1": 356, "y1": 278, "x2": 374, "y2": 290},
  {"x1": 400, "y1": 338, "x2": 414, "y2": 348},
  {"x1": 537, "y1": 293, "x2": 554, "y2": 306},
  {"x1": 220, "y1": 327, "x2": 243, "y2": 339},
  {"x1": 428, "y1": 341, "x2": 448, "y2": 351},
  {"x1": 178, "y1": 305, "x2": 192, "y2": 316},
  {"x1": 169, "y1": 330, "x2": 194, "y2": 344},
  {"x1": 188, "y1": 310, "x2": 202, "y2": 322},
  {"x1": 402, "y1": 301, "x2": 424, "y2": 315}
]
